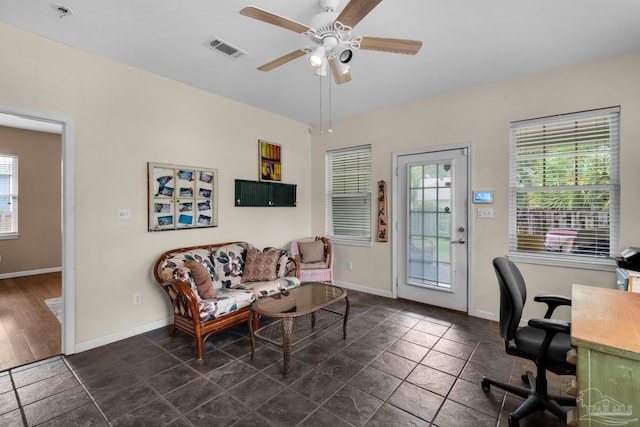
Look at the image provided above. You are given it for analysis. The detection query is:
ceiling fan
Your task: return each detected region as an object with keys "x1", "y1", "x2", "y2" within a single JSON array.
[{"x1": 240, "y1": 0, "x2": 423, "y2": 84}]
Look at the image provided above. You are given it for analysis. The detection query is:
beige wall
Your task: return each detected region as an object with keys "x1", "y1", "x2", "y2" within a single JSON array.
[
  {"x1": 2, "y1": 19, "x2": 639, "y2": 349},
  {"x1": 0, "y1": 23, "x2": 312, "y2": 346},
  {"x1": 0, "y1": 126, "x2": 62, "y2": 274},
  {"x1": 311, "y1": 52, "x2": 640, "y2": 323}
]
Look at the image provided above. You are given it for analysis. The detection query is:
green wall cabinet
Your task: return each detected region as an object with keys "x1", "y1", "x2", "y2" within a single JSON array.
[{"x1": 234, "y1": 179, "x2": 296, "y2": 207}]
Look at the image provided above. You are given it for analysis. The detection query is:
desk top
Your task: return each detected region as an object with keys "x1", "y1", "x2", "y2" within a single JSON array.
[{"x1": 572, "y1": 284, "x2": 640, "y2": 358}]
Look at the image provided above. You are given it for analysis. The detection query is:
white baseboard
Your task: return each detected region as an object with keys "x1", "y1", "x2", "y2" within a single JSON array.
[
  {"x1": 334, "y1": 280, "x2": 394, "y2": 299},
  {"x1": 470, "y1": 309, "x2": 499, "y2": 322},
  {"x1": 0, "y1": 267, "x2": 62, "y2": 279},
  {"x1": 337, "y1": 280, "x2": 499, "y2": 321},
  {"x1": 73, "y1": 317, "x2": 172, "y2": 354}
]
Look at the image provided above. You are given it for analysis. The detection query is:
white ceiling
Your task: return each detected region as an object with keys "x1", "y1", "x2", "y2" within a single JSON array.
[{"x1": 1, "y1": 0, "x2": 640, "y2": 125}]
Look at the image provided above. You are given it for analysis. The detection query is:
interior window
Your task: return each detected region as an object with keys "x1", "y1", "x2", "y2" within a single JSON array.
[
  {"x1": 509, "y1": 107, "x2": 620, "y2": 269},
  {"x1": 325, "y1": 145, "x2": 372, "y2": 246},
  {"x1": 0, "y1": 153, "x2": 18, "y2": 238}
]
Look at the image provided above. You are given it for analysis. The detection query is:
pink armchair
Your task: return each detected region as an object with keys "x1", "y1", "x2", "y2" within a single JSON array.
[{"x1": 290, "y1": 237, "x2": 334, "y2": 284}]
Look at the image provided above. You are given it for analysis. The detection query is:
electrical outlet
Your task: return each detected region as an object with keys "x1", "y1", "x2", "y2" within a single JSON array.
[
  {"x1": 347, "y1": 261, "x2": 353, "y2": 271},
  {"x1": 133, "y1": 292, "x2": 142, "y2": 305}
]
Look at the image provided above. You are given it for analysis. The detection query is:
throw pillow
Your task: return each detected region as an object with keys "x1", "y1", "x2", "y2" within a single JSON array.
[
  {"x1": 242, "y1": 248, "x2": 279, "y2": 282},
  {"x1": 264, "y1": 247, "x2": 290, "y2": 278},
  {"x1": 299, "y1": 240, "x2": 325, "y2": 263},
  {"x1": 184, "y1": 260, "x2": 215, "y2": 299}
]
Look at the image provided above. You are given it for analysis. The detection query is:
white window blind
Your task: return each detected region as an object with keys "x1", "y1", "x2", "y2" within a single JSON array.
[
  {"x1": 0, "y1": 153, "x2": 18, "y2": 237},
  {"x1": 326, "y1": 145, "x2": 372, "y2": 246},
  {"x1": 509, "y1": 107, "x2": 619, "y2": 269}
]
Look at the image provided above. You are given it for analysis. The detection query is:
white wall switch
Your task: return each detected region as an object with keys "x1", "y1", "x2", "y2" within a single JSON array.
[
  {"x1": 476, "y1": 207, "x2": 494, "y2": 218},
  {"x1": 118, "y1": 208, "x2": 132, "y2": 220}
]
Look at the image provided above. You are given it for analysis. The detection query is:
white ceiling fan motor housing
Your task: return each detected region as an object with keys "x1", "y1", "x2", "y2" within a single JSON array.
[
  {"x1": 322, "y1": 36, "x2": 338, "y2": 49},
  {"x1": 319, "y1": 0, "x2": 340, "y2": 12},
  {"x1": 310, "y1": 11, "x2": 339, "y2": 32}
]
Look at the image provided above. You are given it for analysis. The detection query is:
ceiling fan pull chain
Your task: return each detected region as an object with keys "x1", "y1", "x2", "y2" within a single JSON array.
[
  {"x1": 328, "y1": 75, "x2": 333, "y2": 133},
  {"x1": 319, "y1": 73, "x2": 323, "y2": 134}
]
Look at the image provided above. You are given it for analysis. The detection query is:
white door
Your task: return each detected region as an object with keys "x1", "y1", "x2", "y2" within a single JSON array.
[{"x1": 396, "y1": 148, "x2": 469, "y2": 312}]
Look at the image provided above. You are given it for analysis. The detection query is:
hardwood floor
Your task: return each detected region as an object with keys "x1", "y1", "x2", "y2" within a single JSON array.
[{"x1": 0, "y1": 272, "x2": 62, "y2": 371}]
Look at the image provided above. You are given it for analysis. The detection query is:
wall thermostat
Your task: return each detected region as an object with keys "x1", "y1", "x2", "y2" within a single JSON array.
[{"x1": 473, "y1": 191, "x2": 493, "y2": 204}]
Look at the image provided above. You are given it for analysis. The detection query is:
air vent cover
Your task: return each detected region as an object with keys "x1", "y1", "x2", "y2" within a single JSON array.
[{"x1": 206, "y1": 37, "x2": 246, "y2": 59}]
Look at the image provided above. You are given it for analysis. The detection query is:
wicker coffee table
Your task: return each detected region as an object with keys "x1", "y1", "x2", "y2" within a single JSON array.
[{"x1": 249, "y1": 283, "x2": 349, "y2": 377}]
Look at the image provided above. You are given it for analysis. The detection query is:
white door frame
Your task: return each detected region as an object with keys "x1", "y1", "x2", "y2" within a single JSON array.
[
  {"x1": 0, "y1": 104, "x2": 76, "y2": 355},
  {"x1": 391, "y1": 144, "x2": 474, "y2": 314}
]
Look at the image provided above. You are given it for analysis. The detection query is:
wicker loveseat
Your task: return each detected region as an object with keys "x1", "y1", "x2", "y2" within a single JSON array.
[{"x1": 153, "y1": 241, "x2": 300, "y2": 359}]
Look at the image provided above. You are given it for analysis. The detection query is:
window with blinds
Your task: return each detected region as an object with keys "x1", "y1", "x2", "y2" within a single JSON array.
[
  {"x1": 326, "y1": 145, "x2": 372, "y2": 246},
  {"x1": 509, "y1": 107, "x2": 619, "y2": 268},
  {"x1": 0, "y1": 153, "x2": 18, "y2": 237}
]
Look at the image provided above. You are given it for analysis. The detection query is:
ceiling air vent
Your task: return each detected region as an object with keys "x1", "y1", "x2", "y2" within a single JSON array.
[{"x1": 206, "y1": 37, "x2": 246, "y2": 59}]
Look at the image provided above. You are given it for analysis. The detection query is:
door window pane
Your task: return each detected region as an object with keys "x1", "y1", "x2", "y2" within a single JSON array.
[{"x1": 408, "y1": 162, "x2": 452, "y2": 289}]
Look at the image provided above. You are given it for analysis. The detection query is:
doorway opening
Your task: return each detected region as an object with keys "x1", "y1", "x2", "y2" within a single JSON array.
[{"x1": 0, "y1": 106, "x2": 75, "y2": 370}]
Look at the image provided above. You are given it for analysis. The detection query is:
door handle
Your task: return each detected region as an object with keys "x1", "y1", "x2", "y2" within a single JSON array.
[{"x1": 451, "y1": 238, "x2": 466, "y2": 244}]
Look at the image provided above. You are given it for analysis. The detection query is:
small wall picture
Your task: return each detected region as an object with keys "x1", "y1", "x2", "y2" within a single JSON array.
[
  {"x1": 259, "y1": 140, "x2": 282, "y2": 182},
  {"x1": 148, "y1": 162, "x2": 218, "y2": 231}
]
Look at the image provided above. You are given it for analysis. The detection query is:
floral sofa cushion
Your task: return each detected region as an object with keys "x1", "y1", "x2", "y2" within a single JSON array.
[
  {"x1": 237, "y1": 277, "x2": 301, "y2": 298},
  {"x1": 198, "y1": 288, "x2": 255, "y2": 321},
  {"x1": 211, "y1": 243, "x2": 248, "y2": 289}
]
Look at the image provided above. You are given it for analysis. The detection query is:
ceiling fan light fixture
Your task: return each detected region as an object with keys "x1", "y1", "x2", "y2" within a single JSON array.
[
  {"x1": 336, "y1": 61, "x2": 350, "y2": 76},
  {"x1": 309, "y1": 46, "x2": 326, "y2": 67},
  {"x1": 338, "y1": 48, "x2": 353, "y2": 64},
  {"x1": 315, "y1": 60, "x2": 328, "y2": 77}
]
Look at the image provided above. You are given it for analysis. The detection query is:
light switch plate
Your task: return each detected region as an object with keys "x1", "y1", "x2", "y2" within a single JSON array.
[
  {"x1": 477, "y1": 207, "x2": 494, "y2": 218},
  {"x1": 118, "y1": 208, "x2": 132, "y2": 220}
]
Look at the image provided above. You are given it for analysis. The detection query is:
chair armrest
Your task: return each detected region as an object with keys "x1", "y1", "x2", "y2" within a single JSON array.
[
  {"x1": 534, "y1": 294, "x2": 571, "y2": 318},
  {"x1": 527, "y1": 318, "x2": 572, "y2": 368},
  {"x1": 160, "y1": 278, "x2": 201, "y2": 323},
  {"x1": 528, "y1": 318, "x2": 571, "y2": 335},
  {"x1": 284, "y1": 257, "x2": 300, "y2": 278}
]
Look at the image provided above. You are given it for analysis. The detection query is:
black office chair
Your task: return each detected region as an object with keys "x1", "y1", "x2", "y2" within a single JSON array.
[{"x1": 482, "y1": 257, "x2": 576, "y2": 427}]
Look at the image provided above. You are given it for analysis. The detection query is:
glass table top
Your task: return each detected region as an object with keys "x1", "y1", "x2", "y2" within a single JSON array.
[{"x1": 251, "y1": 283, "x2": 346, "y2": 318}]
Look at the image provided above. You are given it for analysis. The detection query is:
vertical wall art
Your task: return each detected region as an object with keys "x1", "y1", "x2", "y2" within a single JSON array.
[
  {"x1": 148, "y1": 162, "x2": 218, "y2": 231},
  {"x1": 377, "y1": 180, "x2": 388, "y2": 242},
  {"x1": 259, "y1": 140, "x2": 282, "y2": 182}
]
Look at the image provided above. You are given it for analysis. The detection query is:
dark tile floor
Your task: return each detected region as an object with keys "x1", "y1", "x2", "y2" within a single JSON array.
[{"x1": 0, "y1": 289, "x2": 573, "y2": 426}]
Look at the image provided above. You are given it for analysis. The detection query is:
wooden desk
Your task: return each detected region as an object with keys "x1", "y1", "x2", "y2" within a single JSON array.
[{"x1": 571, "y1": 284, "x2": 640, "y2": 426}]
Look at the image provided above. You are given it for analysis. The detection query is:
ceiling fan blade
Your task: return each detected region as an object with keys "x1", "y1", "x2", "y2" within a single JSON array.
[
  {"x1": 240, "y1": 6, "x2": 311, "y2": 34},
  {"x1": 329, "y1": 58, "x2": 352, "y2": 84},
  {"x1": 336, "y1": 0, "x2": 382, "y2": 28},
  {"x1": 257, "y1": 49, "x2": 308, "y2": 71},
  {"x1": 359, "y1": 37, "x2": 423, "y2": 55}
]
